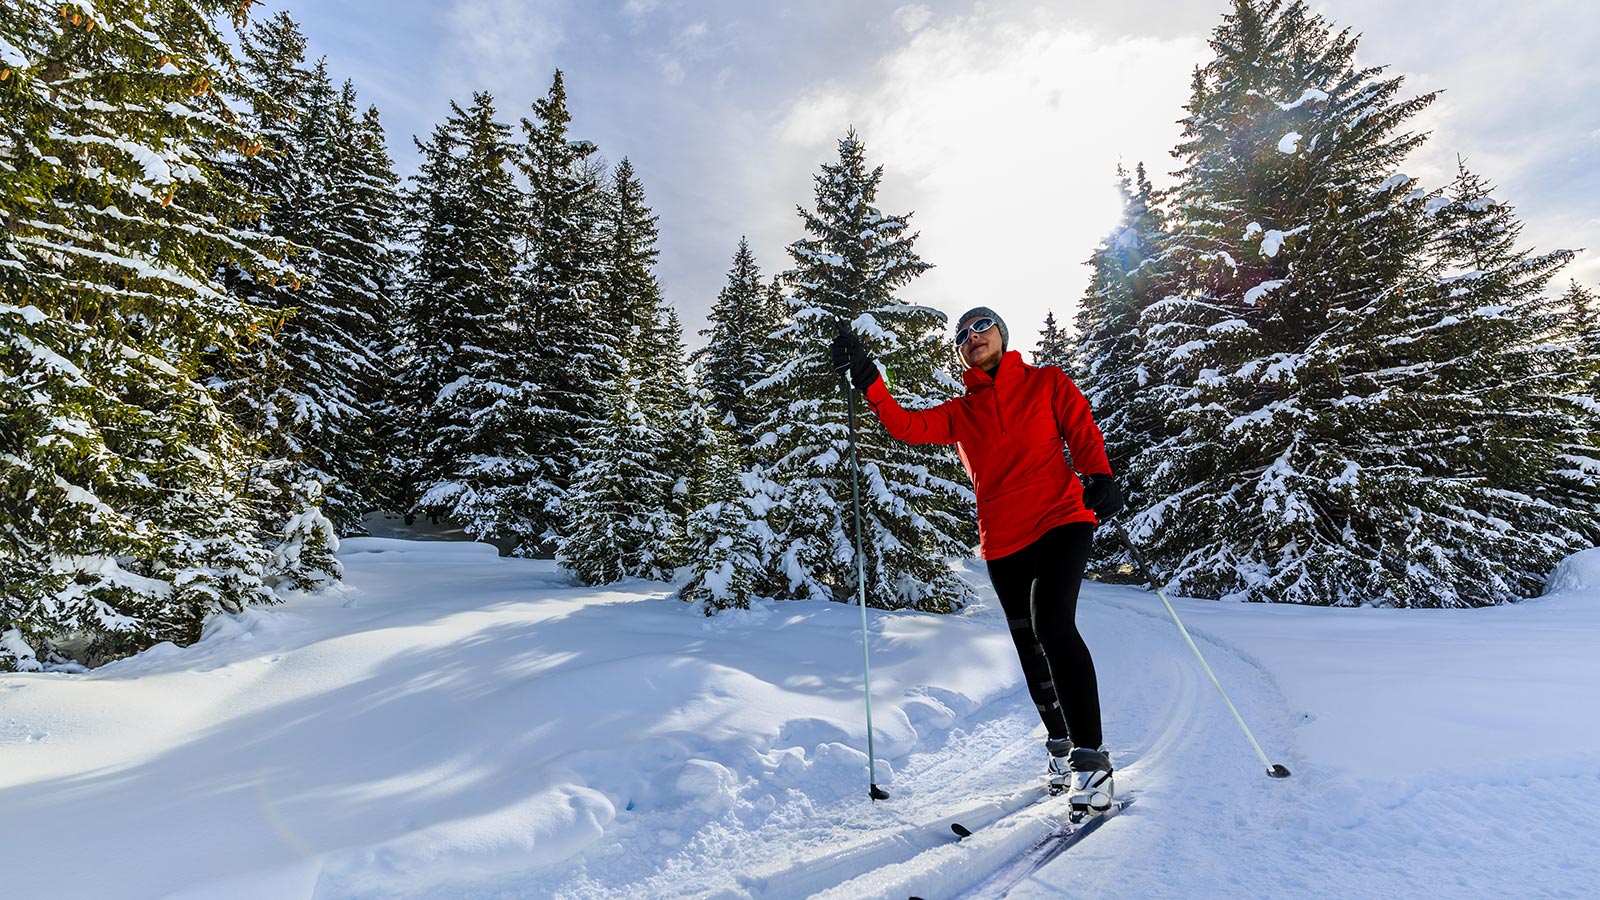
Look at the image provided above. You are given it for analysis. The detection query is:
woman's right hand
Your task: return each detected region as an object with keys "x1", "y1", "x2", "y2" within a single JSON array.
[{"x1": 830, "y1": 329, "x2": 880, "y2": 391}]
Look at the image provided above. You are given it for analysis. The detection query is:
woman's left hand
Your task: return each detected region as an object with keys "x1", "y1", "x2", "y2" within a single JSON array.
[{"x1": 1081, "y1": 474, "x2": 1125, "y2": 519}]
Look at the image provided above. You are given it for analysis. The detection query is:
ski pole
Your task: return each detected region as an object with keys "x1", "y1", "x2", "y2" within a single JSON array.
[
  {"x1": 836, "y1": 322, "x2": 890, "y2": 802},
  {"x1": 1118, "y1": 531, "x2": 1291, "y2": 779}
]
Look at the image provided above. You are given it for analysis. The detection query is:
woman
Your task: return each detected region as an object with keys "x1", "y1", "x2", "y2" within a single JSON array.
[{"x1": 830, "y1": 307, "x2": 1124, "y2": 815}]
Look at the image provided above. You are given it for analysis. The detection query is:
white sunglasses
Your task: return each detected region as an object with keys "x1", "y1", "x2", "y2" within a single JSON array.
[{"x1": 955, "y1": 317, "x2": 996, "y2": 346}]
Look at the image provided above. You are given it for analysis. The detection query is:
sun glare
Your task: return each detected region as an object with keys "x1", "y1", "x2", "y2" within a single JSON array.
[{"x1": 775, "y1": 11, "x2": 1205, "y2": 353}]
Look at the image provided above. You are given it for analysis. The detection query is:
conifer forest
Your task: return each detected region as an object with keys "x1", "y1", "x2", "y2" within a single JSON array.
[{"x1": 3, "y1": 0, "x2": 1598, "y2": 671}]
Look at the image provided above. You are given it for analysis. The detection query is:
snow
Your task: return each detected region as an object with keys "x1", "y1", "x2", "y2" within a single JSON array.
[
  {"x1": 3, "y1": 537, "x2": 1599, "y2": 899},
  {"x1": 1380, "y1": 173, "x2": 1412, "y2": 192},
  {"x1": 1277, "y1": 132, "x2": 1302, "y2": 154},
  {"x1": 1280, "y1": 88, "x2": 1328, "y2": 110},
  {"x1": 1243, "y1": 278, "x2": 1286, "y2": 305},
  {"x1": 1254, "y1": 224, "x2": 1305, "y2": 257},
  {"x1": 1252, "y1": 88, "x2": 1328, "y2": 111},
  {"x1": 1259, "y1": 229, "x2": 1285, "y2": 257},
  {"x1": 1545, "y1": 546, "x2": 1600, "y2": 594},
  {"x1": 0, "y1": 34, "x2": 25, "y2": 68},
  {"x1": 49, "y1": 131, "x2": 175, "y2": 184}
]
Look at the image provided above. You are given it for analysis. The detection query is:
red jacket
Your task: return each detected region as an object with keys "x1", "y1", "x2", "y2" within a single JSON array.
[{"x1": 863, "y1": 350, "x2": 1112, "y2": 560}]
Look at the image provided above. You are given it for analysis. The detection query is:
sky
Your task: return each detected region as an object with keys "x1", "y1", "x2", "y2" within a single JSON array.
[{"x1": 273, "y1": 0, "x2": 1600, "y2": 357}]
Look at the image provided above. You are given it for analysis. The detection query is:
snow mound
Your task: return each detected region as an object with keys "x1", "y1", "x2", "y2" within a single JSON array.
[
  {"x1": 1545, "y1": 547, "x2": 1600, "y2": 595},
  {"x1": 325, "y1": 786, "x2": 615, "y2": 894}
]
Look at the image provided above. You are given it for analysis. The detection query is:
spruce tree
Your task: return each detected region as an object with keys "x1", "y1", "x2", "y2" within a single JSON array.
[
  {"x1": 1133, "y1": 0, "x2": 1594, "y2": 606},
  {"x1": 350, "y1": 102, "x2": 408, "y2": 517},
  {"x1": 215, "y1": 11, "x2": 323, "y2": 578},
  {"x1": 1563, "y1": 282, "x2": 1600, "y2": 405},
  {"x1": 678, "y1": 418, "x2": 775, "y2": 613},
  {"x1": 586, "y1": 156, "x2": 694, "y2": 571},
  {"x1": 1, "y1": 0, "x2": 292, "y2": 668},
  {"x1": 598, "y1": 158, "x2": 661, "y2": 362},
  {"x1": 741, "y1": 130, "x2": 975, "y2": 612},
  {"x1": 397, "y1": 94, "x2": 529, "y2": 545},
  {"x1": 1074, "y1": 164, "x2": 1167, "y2": 481},
  {"x1": 693, "y1": 237, "x2": 786, "y2": 444},
  {"x1": 1560, "y1": 281, "x2": 1600, "y2": 499},
  {"x1": 559, "y1": 359, "x2": 678, "y2": 584},
  {"x1": 1033, "y1": 310, "x2": 1071, "y2": 369},
  {"x1": 512, "y1": 70, "x2": 611, "y2": 550},
  {"x1": 1384, "y1": 165, "x2": 1600, "y2": 595},
  {"x1": 225, "y1": 17, "x2": 400, "y2": 539},
  {"x1": 312, "y1": 86, "x2": 402, "y2": 531},
  {"x1": 651, "y1": 306, "x2": 700, "y2": 545}
]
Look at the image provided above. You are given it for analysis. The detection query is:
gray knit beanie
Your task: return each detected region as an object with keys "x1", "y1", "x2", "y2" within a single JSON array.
[{"x1": 957, "y1": 306, "x2": 1008, "y2": 351}]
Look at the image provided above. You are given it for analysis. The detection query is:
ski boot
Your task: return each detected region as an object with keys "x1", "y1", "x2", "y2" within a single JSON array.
[
  {"x1": 1066, "y1": 747, "x2": 1114, "y2": 822},
  {"x1": 1045, "y1": 738, "x2": 1073, "y2": 795}
]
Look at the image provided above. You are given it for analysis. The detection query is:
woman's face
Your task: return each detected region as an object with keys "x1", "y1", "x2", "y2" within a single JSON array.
[{"x1": 958, "y1": 317, "x2": 1003, "y2": 370}]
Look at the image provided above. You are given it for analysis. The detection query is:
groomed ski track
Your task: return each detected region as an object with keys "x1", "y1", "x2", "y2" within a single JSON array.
[{"x1": 550, "y1": 562, "x2": 1303, "y2": 900}]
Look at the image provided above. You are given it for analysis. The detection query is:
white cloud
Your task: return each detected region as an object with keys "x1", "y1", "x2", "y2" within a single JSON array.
[
  {"x1": 652, "y1": 21, "x2": 711, "y2": 86},
  {"x1": 778, "y1": 92, "x2": 852, "y2": 147},
  {"x1": 443, "y1": 0, "x2": 564, "y2": 98},
  {"x1": 621, "y1": 0, "x2": 659, "y2": 18},
  {"x1": 771, "y1": 11, "x2": 1207, "y2": 349},
  {"x1": 893, "y1": 4, "x2": 934, "y2": 34}
]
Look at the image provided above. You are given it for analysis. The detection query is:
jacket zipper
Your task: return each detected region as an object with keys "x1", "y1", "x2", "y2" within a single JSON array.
[{"x1": 991, "y1": 371, "x2": 1006, "y2": 435}]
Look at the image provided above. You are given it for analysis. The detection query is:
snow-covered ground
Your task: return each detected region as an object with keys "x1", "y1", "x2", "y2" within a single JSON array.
[{"x1": 3, "y1": 538, "x2": 1598, "y2": 900}]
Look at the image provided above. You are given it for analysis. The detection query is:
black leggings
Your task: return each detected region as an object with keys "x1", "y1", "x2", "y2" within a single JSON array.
[{"x1": 986, "y1": 522, "x2": 1102, "y2": 749}]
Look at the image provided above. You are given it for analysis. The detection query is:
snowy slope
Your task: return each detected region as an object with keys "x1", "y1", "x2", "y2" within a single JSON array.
[{"x1": 2, "y1": 539, "x2": 1597, "y2": 899}]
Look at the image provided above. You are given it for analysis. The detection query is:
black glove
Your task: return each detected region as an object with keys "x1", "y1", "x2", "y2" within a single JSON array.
[
  {"x1": 1080, "y1": 474, "x2": 1125, "y2": 519},
  {"x1": 829, "y1": 328, "x2": 880, "y2": 392}
]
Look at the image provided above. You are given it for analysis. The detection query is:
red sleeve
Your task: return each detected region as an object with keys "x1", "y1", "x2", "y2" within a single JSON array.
[
  {"x1": 1053, "y1": 372, "x2": 1113, "y2": 477},
  {"x1": 863, "y1": 377, "x2": 959, "y2": 445}
]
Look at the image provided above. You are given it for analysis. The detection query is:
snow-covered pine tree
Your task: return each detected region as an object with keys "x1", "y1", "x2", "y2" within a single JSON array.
[
  {"x1": 310, "y1": 84, "x2": 403, "y2": 532},
  {"x1": 1560, "y1": 281, "x2": 1600, "y2": 491},
  {"x1": 680, "y1": 252, "x2": 793, "y2": 605},
  {"x1": 510, "y1": 70, "x2": 612, "y2": 551},
  {"x1": 1133, "y1": 0, "x2": 1593, "y2": 606},
  {"x1": 1130, "y1": 0, "x2": 1440, "y2": 605},
  {"x1": 215, "y1": 11, "x2": 324, "y2": 574},
  {"x1": 751, "y1": 274, "x2": 800, "y2": 432},
  {"x1": 224, "y1": 17, "x2": 400, "y2": 540},
  {"x1": 678, "y1": 416, "x2": 777, "y2": 613},
  {"x1": 693, "y1": 237, "x2": 787, "y2": 444},
  {"x1": 399, "y1": 94, "x2": 532, "y2": 547},
  {"x1": 1033, "y1": 310, "x2": 1070, "y2": 369},
  {"x1": 1382, "y1": 162, "x2": 1599, "y2": 593},
  {"x1": 0, "y1": 0, "x2": 292, "y2": 669},
  {"x1": 595, "y1": 157, "x2": 696, "y2": 561},
  {"x1": 652, "y1": 307, "x2": 701, "y2": 549},
  {"x1": 599, "y1": 158, "x2": 661, "y2": 362},
  {"x1": 747, "y1": 129, "x2": 975, "y2": 612},
  {"x1": 1564, "y1": 281, "x2": 1600, "y2": 403},
  {"x1": 348, "y1": 102, "x2": 408, "y2": 518},
  {"x1": 1073, "y1": 163, "x2": 1167, "y2": 481},
  {"x1": 559, "y1": 359, "x2": 678, "y2": 584}
]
